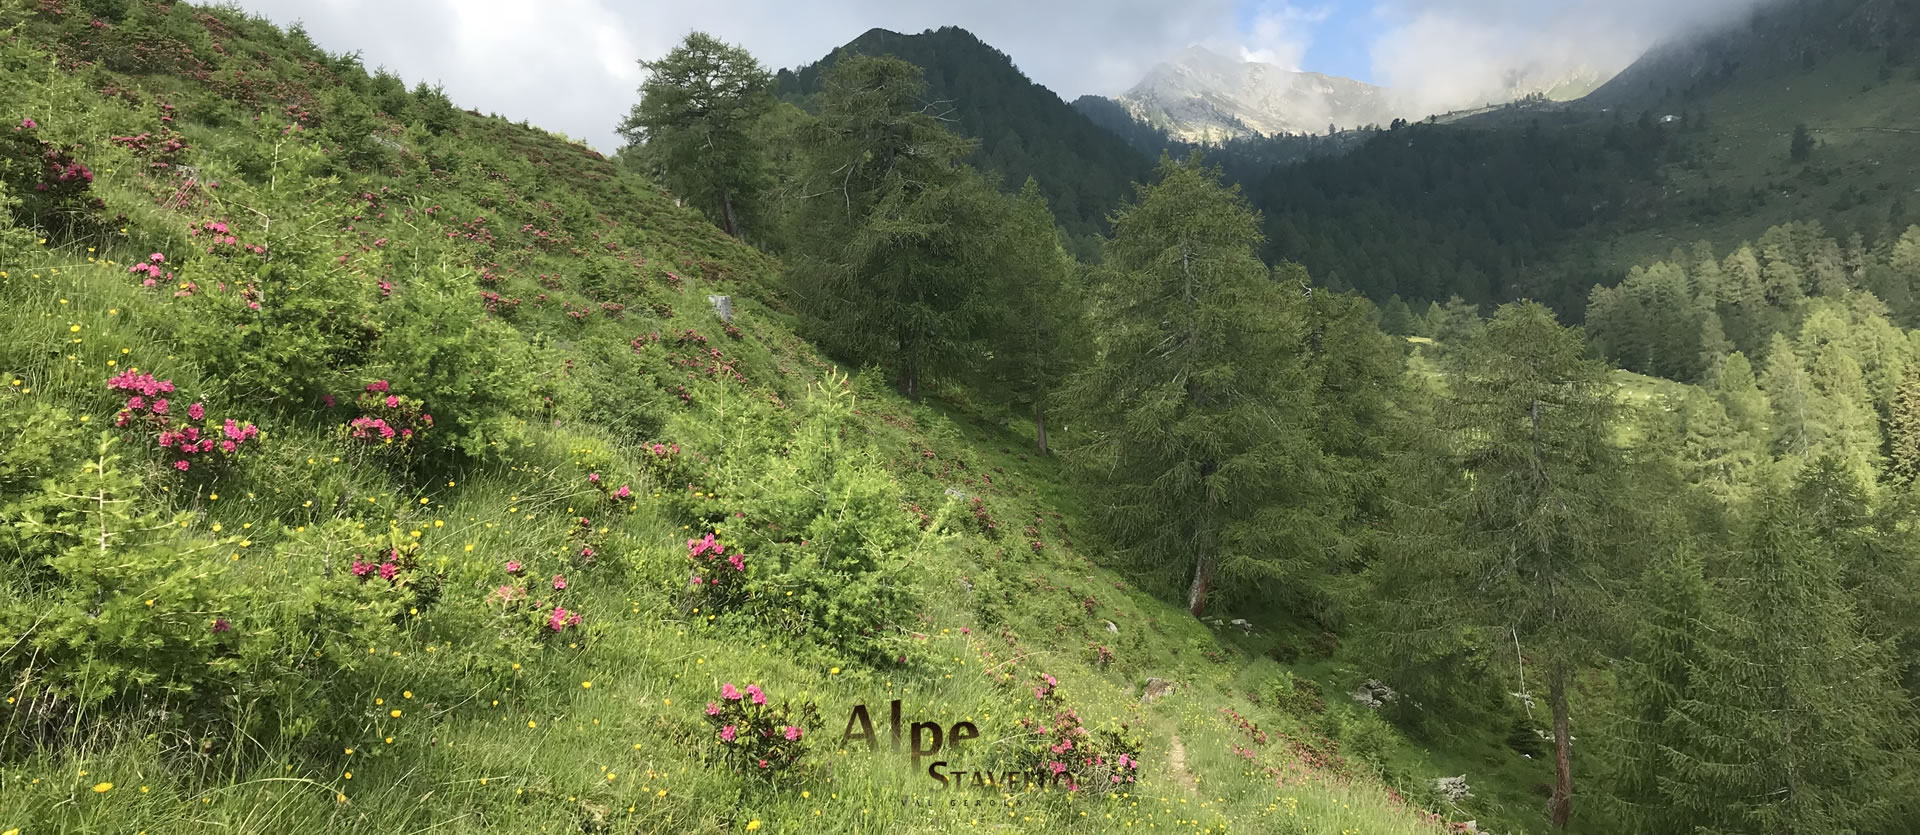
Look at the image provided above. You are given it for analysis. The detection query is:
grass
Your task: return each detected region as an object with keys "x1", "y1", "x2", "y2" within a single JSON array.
[
  {"x1": 1597, "y1": 49, "x2": 1920, "y2": 275},
  {"x1": 0, "y1": 4, "x2": 1551, "y2": 833}
]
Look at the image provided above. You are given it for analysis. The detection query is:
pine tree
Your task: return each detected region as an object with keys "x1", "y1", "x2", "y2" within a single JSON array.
[
  {"x1": 1063, "y1": 155, "x2": 1328, "y2": 617},
  {"x1": 1790, "y1": 122, "x2": 1814, "y2": 162},
  {"x1": 617, "y1": 32, "x2": 775, "y2": 238},
  {"x1": 1664, "y1": 491, "x2": 1916, "y2": 833}
]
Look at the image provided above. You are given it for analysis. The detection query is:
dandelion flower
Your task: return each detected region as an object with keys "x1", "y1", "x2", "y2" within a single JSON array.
[{"x1": 93, "y1": 782, "x2": 113, "y2": 793}]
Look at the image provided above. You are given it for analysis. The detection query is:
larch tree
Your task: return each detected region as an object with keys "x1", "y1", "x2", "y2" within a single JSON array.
[
  {"x1": 1663, "y1": 488, "x2": 1916, "y2": 833},
  {"x1": 1436, "y1": 302, "x2": 1637, "y2": 830},
  {"x1": 784, "y1": 53, "x2": 992, "y2": 400},
  {"x1": 1063, "y1": 155, "x2": 1328, "y2": 617},
  {"x1": 618, "y1": 32, "x2": 775, "y2": 239},
  {"x1": 1598, "y1": 546, "x2": 1713, "y2": 835},
  {"x1": 984, "y1": 178, "x2": 1086, "y2": 454}
]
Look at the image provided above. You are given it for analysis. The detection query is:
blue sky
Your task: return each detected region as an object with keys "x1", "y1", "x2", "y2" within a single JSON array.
[{"x1": 1236, "y1": 1, "x2": 1378, "y2": 80}]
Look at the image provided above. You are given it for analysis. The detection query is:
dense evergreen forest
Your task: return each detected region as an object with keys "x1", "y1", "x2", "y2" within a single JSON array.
[{"x1": 6, "y1": 0, "x2": 1920, "y2": 833}]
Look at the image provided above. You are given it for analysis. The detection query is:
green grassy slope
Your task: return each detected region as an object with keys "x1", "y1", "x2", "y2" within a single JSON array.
[{"x1": 0, "y1": 4, "x2": 1514, "y2": 834}]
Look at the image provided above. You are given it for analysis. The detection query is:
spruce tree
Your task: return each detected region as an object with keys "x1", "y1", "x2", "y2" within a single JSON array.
[{"x1": 1063, "y1": 155, "x2": 1328, "y2": 617}]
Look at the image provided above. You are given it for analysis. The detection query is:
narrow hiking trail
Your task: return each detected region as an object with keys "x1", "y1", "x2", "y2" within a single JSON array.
[{"x1": 1168, "y1": 734, "x2": 1201, "y2": 794}]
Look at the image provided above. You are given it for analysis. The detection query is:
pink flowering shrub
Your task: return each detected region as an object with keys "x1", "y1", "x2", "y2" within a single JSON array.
[
  {"x1": 108, "y1": 372, "x2": 260, "y2": 474},
  {"x1": 0, "y1": 118, "x2": 107, "y2": 235},
  {"x1": 684, "y1": 532, "x2": 748, "y2": 611},
  {"x1": 702, "y1": 682, "x2": 820, "y2": 778},
  {"x1": 487, "y1": 558, "x2": 583, "y2": 639},
  {"x1": 341, "y1": 380, "x2": 433, "y2": 453},
  {"x1": 1010, "y1": 672, "x2": 1144, "y2": 796}
]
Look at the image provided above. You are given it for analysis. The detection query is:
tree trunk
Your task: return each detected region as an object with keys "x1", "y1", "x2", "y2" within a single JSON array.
[
  {"x1": 899, "y1": 362, "x2": 918, "y2": 403},
  {"x1": 720, "y1": 190, "x2": 739, "y2": 238},
  {"x1": 1186, "y1": 551, "x2": 1213, "y2": 617},
  {"x1": 1034, "y1": 402, "x2": 1049, "y2": 455},
  {"x1": 1548, "y1": 667, "x2": 1575, "y2": 829}
]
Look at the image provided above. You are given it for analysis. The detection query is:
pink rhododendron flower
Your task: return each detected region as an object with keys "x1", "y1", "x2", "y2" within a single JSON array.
[
  {"x1": 747, "y1": 685, "x2": 766, "y2": 706},
  {"x1": 19, "y1": 118, "x2": 36, "y2": 129},
  {"x1": 187, "y1": 402, "x2": 204, "y2": 420},
  {"x1": 127, "y1": 395, "x2": 145, "y2": 411},
  {"x1": 385, "y1": 395, "x2": 399, "y2": 409},
  {"x1": 212, "y1": 618, "x2": 231, "y2": 633},
  {"x1": 614, "y1": 485, "x2": 630, "y2": 499},
  {"x1": 588, "y1": 472, "x2": 600, "y2": 483},
  {"x1": 149, "y1": 252, "x2": 165, "y2": 263},
  {"x1": 706, "y1": 702, "x2": 721, "y2": 716},
  {"x1": 174, "y1": 460, "x2": 190, "y2": 471},
  {"x1": 505, "y1": 560, "x2": 522, "y2": 574},
  {"x1": 784, "y1": 726, "x2": 802, "y2": 741},
  {"x1": 719, "y1": 725, "x2": 736, "y2": 742},
  {"x1": 150, "y1": 398, "x2": 168, "y2": 415},
  {"x1": 721, "y1": 683, "x2": 741, "y2": 701},
  {"x1": 551, "y1": 574, "x2": 566, "y2": 590}
]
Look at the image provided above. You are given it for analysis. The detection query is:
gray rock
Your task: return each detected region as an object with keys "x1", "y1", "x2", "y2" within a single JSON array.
[
  {"x1": 1105, "y1": 621, "x2": 1119, "y2": 634},
  {"x1": 1142, "y1": 678, "x2": 1176, "y2": 703},
  {"x1": 1433, "y1": 774, "x2": 1472, "y2": 803},
  {"x1": 1350, "y1": 678, "x2": 1398, "y2": 710},
  {"x1": 707, "y1": 294, "x2": 734, "y2": 323}
]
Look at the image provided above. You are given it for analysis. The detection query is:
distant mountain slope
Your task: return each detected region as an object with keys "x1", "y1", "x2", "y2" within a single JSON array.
[
  {"x1": 1227, "y1": 0, "x2": 1920, "y2": 314},
  {"x1": 1581, "y1": 0, "x2": 1920, "y2": 112},
  {"x1": 1115, "y1": 46, "x2": 1402, "y2": 142},
  {"x1": 775, "y1": 27, "x2": 1149, "y2": 246}
]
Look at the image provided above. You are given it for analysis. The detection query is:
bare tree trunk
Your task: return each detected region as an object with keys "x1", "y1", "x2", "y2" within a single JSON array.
[
  {"x1": 1548, "y1": 668, "x2": 1574, "y2": 829},
  {"x1": 1186, "y1": 551, "x2": 1213, "y2": 617},
  {"x1": 721, "y1": 190, "x2": 739, "y2": 238},
  {"x1": 1034, "y1": 402, "x2": 1049, "y2": 455}
]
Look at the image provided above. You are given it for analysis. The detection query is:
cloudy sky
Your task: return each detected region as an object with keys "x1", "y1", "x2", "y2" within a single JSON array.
[{"x1": 227, "y1": 0, "x2": 1774, "y2": 150}]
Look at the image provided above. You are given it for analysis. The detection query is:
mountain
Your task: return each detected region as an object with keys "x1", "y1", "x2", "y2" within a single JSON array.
[
  {"x1": 1581, "y1": 0, "x2": 1920, "y2": 111},
  {"x1": 1224, "y1": 0, "x2": 1920, "y2": 314},
  {"x1": 1113, "y1": 45, "x2": 1403, "y2": 142},
  {"x1": 775, "y1": 26, "x2": 1149, "y2": 249}
]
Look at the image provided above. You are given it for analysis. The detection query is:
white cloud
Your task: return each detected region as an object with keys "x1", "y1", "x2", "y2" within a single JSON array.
[
  {"x1": 1368, "y1": 0, "x2": 1775, "y2": 116},
  {"x1": 228, "y1": 0, "x2": 1251, "y2": 150},
  {"x1": 223, "y1": 0, "x2": 1781, "y2": 149}
]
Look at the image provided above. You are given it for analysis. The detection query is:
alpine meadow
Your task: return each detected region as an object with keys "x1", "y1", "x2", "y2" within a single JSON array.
[{"x1": 7, "y1": 1, "x2": 1920, "y2": 834}]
